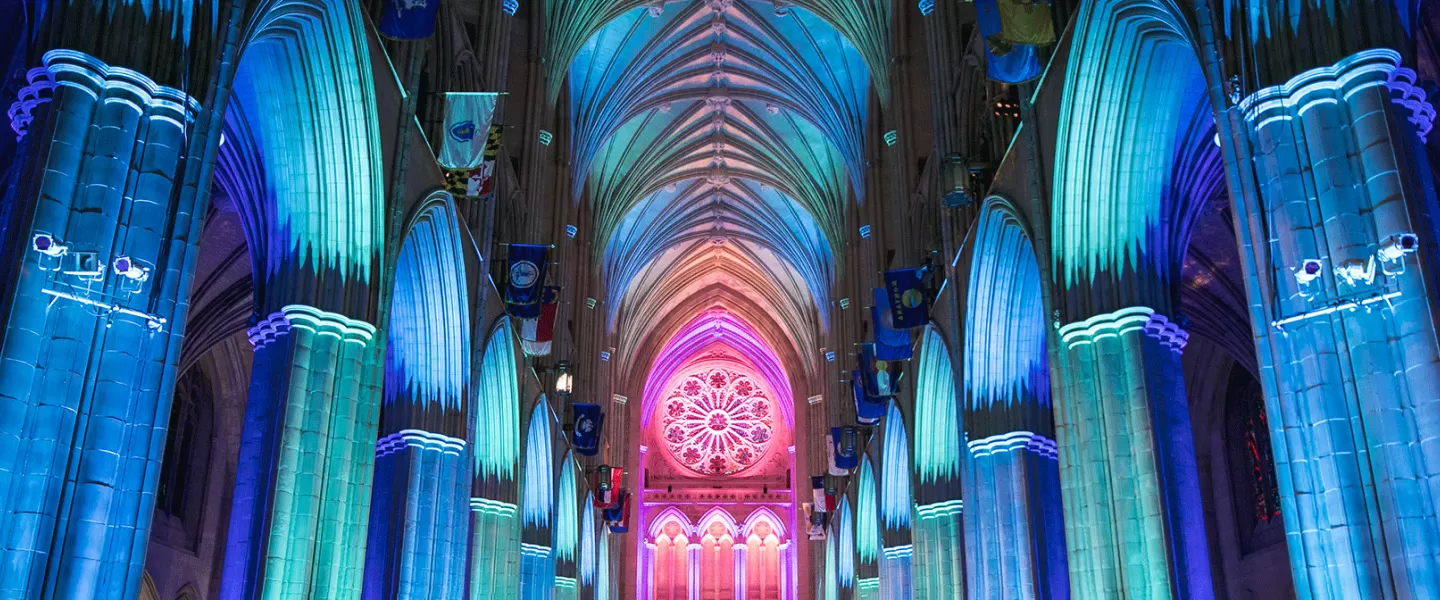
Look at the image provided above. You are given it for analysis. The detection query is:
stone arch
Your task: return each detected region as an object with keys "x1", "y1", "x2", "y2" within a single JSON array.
[
  {"x1": 1051, "y1": 0, "x2": 1218, "y2": 320},
  {"x1": 912, "y1": 325, "x2": 961, "y2": 496},
  {"x1": 383, "y1": 191, "x2": 470, "y2": 432},
  {"x1": 475, "y1": 318, "x2": 523, "y2": 499},
  {"x1": 222, "y1": 0, "x2": 384, "y2": 317}
]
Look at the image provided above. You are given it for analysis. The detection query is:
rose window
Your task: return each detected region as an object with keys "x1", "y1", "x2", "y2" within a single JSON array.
[{"x1": 661, "y1": 368, "x2": 775, "y2": 475}]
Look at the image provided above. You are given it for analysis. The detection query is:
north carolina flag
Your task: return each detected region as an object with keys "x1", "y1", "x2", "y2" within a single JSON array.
[
  {"x1": 521, "y1": 286, "x2": 560, "y2": 356},
  {"x1": 592, "y1": 466, "x2": 623, "y2": 507}
]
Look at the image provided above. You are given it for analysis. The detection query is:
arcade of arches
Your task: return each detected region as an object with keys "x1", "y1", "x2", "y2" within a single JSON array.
[{"x1": 4, "y1": 1, "x2": 1440, "y2": 599}]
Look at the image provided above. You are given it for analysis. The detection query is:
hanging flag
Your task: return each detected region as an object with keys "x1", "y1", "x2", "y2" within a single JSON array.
[
  {"x1": 505, "y1": 244, "x2": 548, "y2": 319},
  {"x1": 593, "y1": 465, "x2": 623, "y2": 508},
  {"x1": 606, "y1": 490, "x2": 632, "y2": 533},
  {"x1": 871, "y1": 288, "x2": 913, "y2": 360},
  {"x1": 997, "y1": 0, "x2": 1056, "y2": 46},
  {"x1": 832, "y1": 427, "x2": 859, "y2": 472},
  {"x1": 975, "y1": 0, "x2": 1043, "y2": 83},
  {"x1": 439, "y1": 94, "x2": 499, "y2": 170},
  {"x1": 379, "y1": 0, "x2": 443, "y2": 39},
  {"x1": 852, "y1": 371, "x2": 885, "y2": 426},
  {"x1": 476, "y1": 125, "x2": 504, "y2": 201},
  {"x1": 521, "y1": 286, "x2": 561, "y2": 356},
  {"x1": 859, "y1": 343, "x2": 904, "y2": 398},
  {"x1": 811, "y1": 476, "x2": 828, "y2": 512},
  {"x1": 824, "y1": 479, "x2": 838, "y2": 513},
  {"x1": 826, "y1": 431, "x2": 850, "y2": 476},
  {"x1": 883, "y1": 268, "x2": 930, "y2": 328},
  {"x1": 571, "y1": 403, "x2": 604, "y2": 456},
  {"x1": 806, "y1": 504, "x2": 829, "y2": 540}
]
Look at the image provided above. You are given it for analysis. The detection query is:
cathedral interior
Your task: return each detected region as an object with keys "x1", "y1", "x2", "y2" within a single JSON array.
[{"x1": 4, "y1": 0, "x2": 1440, "y2": 599}]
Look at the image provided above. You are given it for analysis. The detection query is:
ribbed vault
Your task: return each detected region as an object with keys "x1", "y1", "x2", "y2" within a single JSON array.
[{"x1": 569, "y1": 0, "x2": 872, "y2": 392}]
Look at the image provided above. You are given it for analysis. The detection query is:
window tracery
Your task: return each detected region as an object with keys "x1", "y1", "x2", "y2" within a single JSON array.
[{"x1": 661, "y1": 368, "x2": 775, "y2": 476}]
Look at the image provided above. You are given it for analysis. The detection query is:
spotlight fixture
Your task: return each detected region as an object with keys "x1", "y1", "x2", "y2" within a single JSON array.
[
  {"x1": 1293, "y1": 259, "x2": 1323, "y2": 285},
  {"x1": 113, "y1": 256, "x2": 150, "y2": 283},
  {"x1": 1335, "y1": 257, "x2": 1376, "y2": 287},
  {"x1": 32, "y1": 233, "x2": 68, "y2": 258},
  {"x1": 1377, "y1": 233, "x2": 1419, "y2": 275}
]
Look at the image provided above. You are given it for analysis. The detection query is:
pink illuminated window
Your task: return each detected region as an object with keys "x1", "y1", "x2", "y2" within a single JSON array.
[
  {"x1": 653, "y1": 520, "x2": 690, "y2": 600},
  {"x1": 700, "y1": 521, "x2": 735, "y2": 599},
  {"x1": 660, "y1": 368, "x2": 775, "y2": 476},
  {"x1": 746, "y1": 520, "x2": 782, "y2": 599}
]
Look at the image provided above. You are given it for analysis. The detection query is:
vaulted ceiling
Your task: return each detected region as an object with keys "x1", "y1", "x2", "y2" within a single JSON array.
[{"x1": 562, "y1": 0, "x2": 881, "y2": 395}]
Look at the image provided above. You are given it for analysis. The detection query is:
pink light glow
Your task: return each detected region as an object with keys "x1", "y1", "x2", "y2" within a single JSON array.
[{"x1": 643, "y1": 309, "x2": 795, "y2": 429}]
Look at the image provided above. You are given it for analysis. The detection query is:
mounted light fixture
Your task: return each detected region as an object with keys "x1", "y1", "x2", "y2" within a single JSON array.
[{"x1": 555, "y1": 360, "x2": 573, "y2": 396}]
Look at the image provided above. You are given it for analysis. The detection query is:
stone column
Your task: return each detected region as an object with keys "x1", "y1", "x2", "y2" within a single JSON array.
[
  {"x1": 688, "y1": 542, "x2": 702, "y2": 600},
  {"x1": 470, "y1": 499, "x2": 521, "y2": 599},
  {"x1": 1055, "y1": 307, "x2": 1210, "y2": 599},
  {"x1": 912, "y1": 502, "x2": 963, "y2": 600},
  {"x1": 735, "y1": 543, "x2": 748, "y2": 600},
  {"x1": 220, "y1": 305, "x2": 381, "y2": 599},
  {"x1": 879, "y1": 545, "x2": 912, "y2": 600},
  {"x1": 364, "y1": 431, "x2": 469, "y2": 600},
  {"x1": 1230, "y1": 48, "x2": 1440, "y2": 597},
  {"x1": 963, "y1": 431, "x2": 1067, "y2": 600},
  {"x1": 0, "y1": 49, "x2": 203, "y2": 600}
]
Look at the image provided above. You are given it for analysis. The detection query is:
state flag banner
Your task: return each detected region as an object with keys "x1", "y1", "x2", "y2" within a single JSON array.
[
  {"x1": 871, "y1": 288, "x2": 913, "y2": 360},
  {"x1": 379, "y1": 0, "x2": 443, "y2": 39},
  {"x1": 883, "y1": 268, "x2": 930, "y2": 328},
  {"x1": 521, "y1": 286, "x2": 561, "y2": 356},
  {"x1": 572, "y1": 403, "x2": 604, "y2": 456},
  {"x1": 853, "y1": 371, "x2": 885, "y2": 426},
  {"x1": 505, "y1": 244, "x2": 548, "y2": 319},
  {"x1": 440, "y1": 93, "x2": 499, "y2": 171}
]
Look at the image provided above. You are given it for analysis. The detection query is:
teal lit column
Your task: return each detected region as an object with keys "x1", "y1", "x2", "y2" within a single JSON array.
[
  {"x1": 362, "y1": 198, "x2": 471, "y2": 600},
  {"x1": 1054, "y1": 307, "x2": 1209, "y2": 599},
  {"x1": 0, "y1": 49, "x2": 204, "y2": 599},
  {"x1": 221, "y1": 305, "x2": 381, "y2": 599},
  {"x1": 961, "y1": 203, "x2": 1068, "y2": 600},
  {"x1": 911, "y1": 328, "x2": 965, "y2": 600},
  {"x1": 879, "y1": 401, "x2": 913, "y2": 600},
  {"x1": 1227, "y1": 48, "x2": 1440, "y2": 597},
  {"x1": 469, "y1": 321, "x2": 523, "y2": 599}
]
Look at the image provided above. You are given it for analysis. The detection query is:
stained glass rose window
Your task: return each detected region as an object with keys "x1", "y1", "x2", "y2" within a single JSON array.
[{"x1": 661, "y1": 368, "x2": 775, "y2": 475}]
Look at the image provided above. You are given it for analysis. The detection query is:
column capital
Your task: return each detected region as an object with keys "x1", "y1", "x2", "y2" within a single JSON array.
[
  {"x1": 248, "y1": 304, "x2": 376, "y2": 349},
  {"x1": 42, "y1": 49, "x2": 199, "y2": 122},
  {"x1": 376, "y1": 429, "x2": 466, "y2": 458},
  {"x1": 1058, "y1": 306, "x2": 1188, "y2": 352},
  {"x1": 1241, "y1": 49, "x2": 1400, "y2": 129}
]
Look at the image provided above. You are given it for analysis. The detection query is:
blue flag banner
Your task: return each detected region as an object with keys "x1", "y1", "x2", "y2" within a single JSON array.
[
  {"x1": 505, "y1": 244, "x2": 548, "y2": 318},
  {"x1": 871, "y1": 288, "x2": 913, "y2": 360},
  {"x1": 975, "y1": 0, "x2": 1043, "y2": 83},
  {"x1": 832, "y1": 427, "x2": 859, "y2": 471},
  {"x1": 883, "y1": 268, "x2": 930, "y2": 328},
  {"x1": 379, "y1": 0, "x2": 442, "y2": 39},
  {"x1": 853, "y1": 370, "x2": 885, "y2": 426},
  {"x1": 859, "y1": 343, "x2": 903, "y2": 398},
  {"x1": 572, "y1": 403, "x2": 604, "y2": 456}
]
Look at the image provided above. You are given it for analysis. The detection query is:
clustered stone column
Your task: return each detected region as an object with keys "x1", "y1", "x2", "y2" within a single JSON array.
[
  {"x1": 0, "y1": 49, "x2": 202, "y2": 600},
  {"x1": 220, "y1": 306, "x2": 381, "y2": 599},
  {"x1": 1054, "y1": 307, "x2": 1210, "y2": 599},
  {"x1": 1231, "y1": 48, "x2": 1440, "y2": 597}
]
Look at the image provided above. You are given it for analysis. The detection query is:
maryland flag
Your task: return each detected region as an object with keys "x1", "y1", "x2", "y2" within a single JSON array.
[{"x1": 444, "y1": 124, "x2": 503, "y2": 199}]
